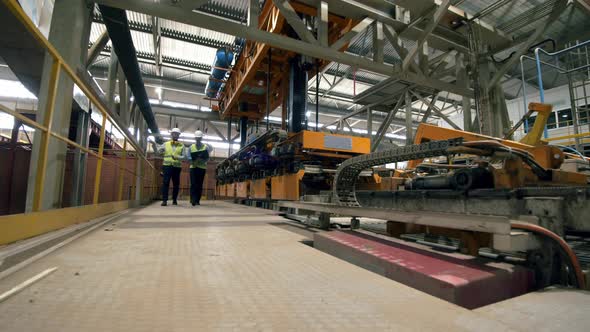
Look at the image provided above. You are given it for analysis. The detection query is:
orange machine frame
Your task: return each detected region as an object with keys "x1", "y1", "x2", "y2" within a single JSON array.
[
  {"x1": 236, "y1": 180, "x2": 250, "y2": 199},
  {"x1": 271, "y1": 170, "x2": 304, "y2": 201},
  {"x1": 227, "y1": 183, "x2": 236, "y2": 198},
  {"x1": 408, "y1": 124, "x2": 564, "y2": 170},
  {"x1": 409, "y1": 103, "x2": 564, "y2": 169},
  {"x1": 250, "y1": 178, "x2": 270, "y2": 200},
  {"x1": 299, "y1": 130, "x2": 371, "y2": 155}
]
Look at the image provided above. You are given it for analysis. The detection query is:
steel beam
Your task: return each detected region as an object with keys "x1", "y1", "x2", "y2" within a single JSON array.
[
  {"x1": 248, "y1": 0, "x2": 260, "y2": 28},
  {"x1": 456, "y1": 53, "x2": 471, "y2": 131},
  {"x1": 405, "y1": 91, "x2": 413, "y2": 145},
  {"x1": 118, "y1": 66, "x2": 128, "y2": 120},
  {"x1": 372, "y1": 96, "x2": 403, "y2": 151},
  {"x1": 330, "y1": 17, "x2": 374, "y2": 50},
  {"x1": 382, "y1": 24, "x2": 422, "y2": 74},
  {"x1": 93, "y1": 13, "x2": 234, "y2": 50},
  {"x1": 106, "y1": 51, "x2": 118, "y2": 112},
  {"x1": 372, "y1": 21, "x2": 384, "y2": 64},
  {"x1": 420, "y1": 93, "x2": 440, "y2": 123},
  {"x1": 488, "y1": 0, "x2": 568, "y2": 87},
  {"x1": 26, "y1": 0, "x2": 92, "y2": 212},
  {"x1": 273, "y1": 0, "x2": 318, "y2": 45},
  {"x1": 410, "y1": 90, "x2": 460, "y2": 130},
  {"x1": 205, "y1": 120, "x2": 228, "y2": 141},
  {"x1": 324, "y1": 0, "x2": 469, "y2": 53},
  {"x1": 152, "y1": 105, "x2": 220, "y2": 121},
  {"x1": 94, "y1": 0, "x2": 473, "y2": 97},
  {"x1": 317, "y1": 1, "x2": 328, "y2": 47},
  {"x1": 86, "y1": 31, "x2": 109, "y2": 67},
  {"x1": 402, "y1": 0, "x2": 451, "y2": 72},
  {"x1": 151, "y1": 16, "x2": 162, "y2": 76}
]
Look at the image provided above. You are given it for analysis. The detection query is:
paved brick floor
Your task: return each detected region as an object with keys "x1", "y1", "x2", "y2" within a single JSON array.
[{"x1": 0, "y1": 201, "x2": 586, "y2": 331}]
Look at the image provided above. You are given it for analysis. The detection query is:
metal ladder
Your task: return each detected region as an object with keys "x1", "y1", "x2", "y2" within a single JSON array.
[{"x1": 565, "y1": 41, "x2": 590, "y2": 151}]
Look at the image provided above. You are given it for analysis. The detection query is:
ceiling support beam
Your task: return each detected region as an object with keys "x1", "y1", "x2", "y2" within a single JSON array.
[
  {"x1": 343, "y1": 119, "x2": 354, "y2": 133},
  {"x1": 402, "y1": 0, "x2": 451, "y2": 72},
  {"x1": 330, "y1": 17, "x2": 374, "y2": 50},
  {"x1": 372, "y1": 21, "x2": 384, "y2": 64},
  {"x1": 322, "y1": 65, "x2": 354, "y2": 98},
  {"x1": 152, "y1": 105, "x2": 221, "y2": 121},
  {"x1": 382, "y1": 24, "x2": 422, "y2": 75},
  {"x1": 205, "y1": 120, "x2": 227, "y2": 141},
  {"x1": 429, "y1": 50, "x2": 455, "y2": 76},
  {"x1": 94, "y1": 0, "x2": 473, "y2": 97},
  {"x1": 372, "y1": 95, "x2": 403, "y2": 151},
  {"x1": 118, "y1": 66, "x2": 129, "y2": 124},
  {"x1": 86, "y1": 31, "x2": 109, "y2": 67},
  {"x1": 488, "y1": 0, "x2": 568, "y2": 87},
  {"x1": 330, "y1": 0, "x2": 469, "y2": 53},
  {"x1": 151, "y1": 16, "x2": 162, "y2": 76},
  {"x1": 273, "y1": 0, "x2": 318, "y2": 45},
  {"x1": 106, "y1": 51, "x2": 119, "y2": 112},
  {"x1": 420, "y1": 92, "x2": 440, "y2": 123},
  {"x1": 456, "y1": 53, "x2": 471, "y2": 131},
  {"x1": 180, "y1": 118, "x2": 199, "y2": 132},
  {"x1": 405, "y1": 91, "x2": 413, "y2": 145},
  {"x1": 410, "y1": 90, "x2": 460, "y2": 130}
]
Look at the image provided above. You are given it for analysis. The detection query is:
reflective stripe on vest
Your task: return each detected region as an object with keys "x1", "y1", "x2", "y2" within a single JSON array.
[
  {"x1": 163, "y1": 141, "x2": 183, "y2": 167},
  {"x1": 190, "y1": 143, "x2": 208, "y2": 169}
]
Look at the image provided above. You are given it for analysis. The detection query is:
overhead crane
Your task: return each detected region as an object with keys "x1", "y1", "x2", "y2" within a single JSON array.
[{"x1": 215, "y1": 1, "x2": 376, "y2": 203}]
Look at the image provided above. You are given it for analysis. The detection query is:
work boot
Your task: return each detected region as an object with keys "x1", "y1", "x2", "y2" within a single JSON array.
[
  {"x1": 172, "y1": 200, "x2": 178, "y2": 205},
  {"x1": 161, "y1": 201, "x2": 167, "y2": 206}
]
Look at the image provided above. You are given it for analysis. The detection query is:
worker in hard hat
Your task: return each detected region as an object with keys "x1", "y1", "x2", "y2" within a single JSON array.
[
  {"x1": 159, "y1": 127, "x2": 185, "y2": 206},
  {"x1": 188, "y1": 130, "x2": 212, "y2": 206}
]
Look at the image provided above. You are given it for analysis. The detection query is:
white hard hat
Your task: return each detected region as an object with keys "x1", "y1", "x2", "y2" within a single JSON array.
[
  {"x1": 170, "y1": 128, "x2": 181, "y2": 134},
  {"x1": 194, "y1": 130, "x2": 204, "y2": 138}
]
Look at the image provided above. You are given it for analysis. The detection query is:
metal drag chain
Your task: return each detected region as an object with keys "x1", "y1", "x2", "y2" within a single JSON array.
[{"x1": 333, "y1": 138, "x2": 464, "y2": 206}]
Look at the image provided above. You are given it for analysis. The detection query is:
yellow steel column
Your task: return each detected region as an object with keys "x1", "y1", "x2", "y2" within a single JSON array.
[
  {"x1": 32, "y1": 59, "x2": 61, "y2": 212},
  {"x1": 117, "y1": 139, "x2": 127, "y2": 201},
  {"x1": 93, "y1": 115, "x2": 107, "y2": 204}
]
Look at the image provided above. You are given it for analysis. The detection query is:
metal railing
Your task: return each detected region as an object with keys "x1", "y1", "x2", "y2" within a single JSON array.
[
  {"x1": 0, "y1": 0, "x2": 158, "y2": 212},
  {"x1": 520, "y1": 39, "x2": 590, "y2": 150}
]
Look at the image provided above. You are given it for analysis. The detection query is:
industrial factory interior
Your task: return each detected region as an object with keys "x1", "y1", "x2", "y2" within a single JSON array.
[{"x1": 2, "y1": 0, "x2": 590, "y2": 330}]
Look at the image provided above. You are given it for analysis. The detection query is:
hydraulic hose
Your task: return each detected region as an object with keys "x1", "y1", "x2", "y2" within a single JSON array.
[
  {"x1": 462, "y1": 140, "x2": 551, "y2": 179},
  {"x1": 511, "y1": 222, "x2": 585, "y2": 289}
]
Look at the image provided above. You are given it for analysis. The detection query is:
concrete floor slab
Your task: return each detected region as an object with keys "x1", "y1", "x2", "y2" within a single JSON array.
[{"x1": 0, "y1": 201, "x2": 587, "y2": 331}]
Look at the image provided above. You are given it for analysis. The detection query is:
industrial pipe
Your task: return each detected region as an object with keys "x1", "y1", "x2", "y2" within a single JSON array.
[
  {"x1": 98, "y1": 5, "x2": 161, "y2": 142},
  {"x1": 511, "y1": 222, "x2": 585, "y2": 289}
]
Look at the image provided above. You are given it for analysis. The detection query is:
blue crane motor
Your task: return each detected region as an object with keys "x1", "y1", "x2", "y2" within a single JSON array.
[{"x1": 205, "y1": 47, "x2": 234, "y2": 98}]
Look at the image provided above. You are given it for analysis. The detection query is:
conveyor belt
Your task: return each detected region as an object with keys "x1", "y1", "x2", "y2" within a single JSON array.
[{"x1": 333, "y1": 138, "x2": 464, "y2": 206}]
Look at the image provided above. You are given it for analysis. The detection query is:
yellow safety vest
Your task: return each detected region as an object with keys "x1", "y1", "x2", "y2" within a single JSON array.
[
  {"x1": 163, "y1": 141, "x2": 183, "y2": 167},
  {"x1": 190, "y1": 143, "x2": 208, "y2": 169}
]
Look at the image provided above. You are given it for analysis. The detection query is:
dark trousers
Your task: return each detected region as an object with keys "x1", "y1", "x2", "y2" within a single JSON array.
[
  {"x1": 162, "y1": 165, "x2": 181, "y2": 202},
  {"x1": 190, "y1": 167, "x2": 206, "y2": 204}
]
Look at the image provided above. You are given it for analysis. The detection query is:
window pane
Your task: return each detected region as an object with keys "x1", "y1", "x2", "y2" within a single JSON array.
[
  {"x1": 557, "y1": 109, "x2": 573, "y2": 127},
  {"x1": 579, "y1": 110, "x2": 589, "y2": 125},
  {"x1": 547, "y1": 112, "x2": 557, "y2": 129}
]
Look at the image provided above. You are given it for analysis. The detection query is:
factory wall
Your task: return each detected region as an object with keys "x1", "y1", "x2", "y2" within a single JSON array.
[{"x1": 0, "y1": 147, "x2": 218, "y2": 215}]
